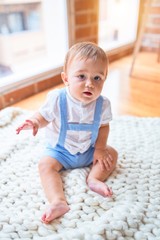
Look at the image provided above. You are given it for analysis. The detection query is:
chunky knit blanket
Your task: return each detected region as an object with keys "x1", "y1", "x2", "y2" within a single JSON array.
[{"x1": 0, "y1": 107, "x2": 160, "y2": 240}]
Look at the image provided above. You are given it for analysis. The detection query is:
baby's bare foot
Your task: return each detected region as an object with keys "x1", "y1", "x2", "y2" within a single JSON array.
[
  {"x1": 41, "y1": 201, "x2": 70, "y2": 224},
  {"x1": 87, "y1": 179, "x2": 113, "y2": 197}
]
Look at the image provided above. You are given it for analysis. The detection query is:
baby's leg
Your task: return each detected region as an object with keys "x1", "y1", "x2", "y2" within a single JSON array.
[
  {"x1": 38, "y1": 156, "x2": 70, "y2": 224},
  {"x1": 87, "y1": 146, "x2": 118, "y2": 197}
]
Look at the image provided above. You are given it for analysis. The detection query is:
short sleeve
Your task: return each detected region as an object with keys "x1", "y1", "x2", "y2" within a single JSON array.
[
  {"x1": 100, "y1": 96, "x2": 112, "y2": 125},
  {"x1": 39, "y1": 89, "x2": 60, "y2": 122}
]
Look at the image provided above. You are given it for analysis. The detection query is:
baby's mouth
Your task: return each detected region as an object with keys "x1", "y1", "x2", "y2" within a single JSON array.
[{"x1": 83, "y1": 91, "x2": 93, "y2": 96}]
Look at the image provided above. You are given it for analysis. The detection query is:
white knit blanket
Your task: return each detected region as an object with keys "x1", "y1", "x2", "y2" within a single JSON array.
[{"x1": 0, "y1": 107, "x2": 160, "y2": 240}]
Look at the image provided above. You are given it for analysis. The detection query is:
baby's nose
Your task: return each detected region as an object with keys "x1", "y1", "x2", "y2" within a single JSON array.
[{"x1": 85, "y1": 78, "x2": 94, "y2": 88}]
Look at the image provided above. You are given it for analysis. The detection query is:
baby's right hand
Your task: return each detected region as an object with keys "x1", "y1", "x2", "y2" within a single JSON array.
[{"x1": 16, "y1": 119, "x2": 39, "y2": 136}]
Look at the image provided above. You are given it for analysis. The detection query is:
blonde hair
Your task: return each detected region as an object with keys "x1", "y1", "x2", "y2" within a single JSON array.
[{"x1": 63, "y1": 42, "x2": 108, "y2": 74}]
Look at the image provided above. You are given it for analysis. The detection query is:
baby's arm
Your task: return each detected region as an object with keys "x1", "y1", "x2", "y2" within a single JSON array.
[
  {"x1": 16, "y1": 112, "x2": 48, "y2": 136},
  {"x1": 93, "y1": 124, "x2": 113, "y2": 171}
]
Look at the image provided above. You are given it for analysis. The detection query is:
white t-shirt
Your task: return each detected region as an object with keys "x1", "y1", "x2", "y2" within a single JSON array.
[{"x1": 39, "y1": 88, "x2": 112, "y2": 154}]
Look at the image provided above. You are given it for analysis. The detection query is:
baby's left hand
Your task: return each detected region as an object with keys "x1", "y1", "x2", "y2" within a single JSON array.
[{"x1": 93, "y1": 148, "x2": 113, "y2": 171}]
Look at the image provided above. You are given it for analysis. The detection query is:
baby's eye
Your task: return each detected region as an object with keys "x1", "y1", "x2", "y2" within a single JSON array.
[
  {"x1": 78, "y1": 74, "x2": 86, "y2": 80},
  {"x1": 94, "y1": 76, "x2": 101, "y2": 81}
]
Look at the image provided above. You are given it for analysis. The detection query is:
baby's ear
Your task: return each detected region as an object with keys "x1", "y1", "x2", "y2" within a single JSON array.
[{"x1": 61, "y1": 72, "x2": 69, "y2": 86}]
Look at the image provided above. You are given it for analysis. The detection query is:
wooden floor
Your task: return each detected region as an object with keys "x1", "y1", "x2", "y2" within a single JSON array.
[{"x1": 12, "y1": 52, "x2": 160, "y2": 117}]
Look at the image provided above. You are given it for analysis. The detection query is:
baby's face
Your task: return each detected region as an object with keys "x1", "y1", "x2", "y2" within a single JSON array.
[{"x1": 62, "y1": 57, "x2": 108, "y2": 104}]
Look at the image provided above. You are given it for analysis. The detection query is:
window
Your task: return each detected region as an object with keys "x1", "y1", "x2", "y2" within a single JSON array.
[
  {"x1": 0, "y1": 0, "x2": 68, "y2": 92},
  {"x1": 98, "y1": 0, "x2": 140, "y2": 51},
  {"x1": 0, "y1": 12, "x2": 26, "y2": 34}
]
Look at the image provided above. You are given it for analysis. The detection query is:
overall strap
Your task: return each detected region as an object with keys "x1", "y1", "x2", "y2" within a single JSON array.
[
  {"x1": 58, "y1": 88, "x2": 103, "y2": 147},
  {"x1": 58, "y1": 88, "x2": 68, "y2": 146},
  {"x1": 91, "y1": 96, "x2": 103, "y2": 146}
]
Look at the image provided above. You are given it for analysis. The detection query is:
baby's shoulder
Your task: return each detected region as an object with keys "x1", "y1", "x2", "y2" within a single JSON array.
[
  {"x1": 47, "y1": 88, "x2": 62, "y2": 97},
  {"x1": 101, "y1": 95, "x2": 111, "y2": 106},
  {"x1": 46, "y1": 88, "x2": 64, "y2": 103}
]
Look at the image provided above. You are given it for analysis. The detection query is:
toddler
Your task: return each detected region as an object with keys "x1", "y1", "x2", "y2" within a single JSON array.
[{"x1": 16, "y1": 42, "x2": 118, "y2": 224}]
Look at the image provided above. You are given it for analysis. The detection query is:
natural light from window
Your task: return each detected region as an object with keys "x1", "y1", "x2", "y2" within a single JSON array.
[
  {"x1": 98, "y1": 0, "x2": 140, "y2": 51},
  {"x1": 0, "y1": 0, "x2": 68, "y2": 92}
]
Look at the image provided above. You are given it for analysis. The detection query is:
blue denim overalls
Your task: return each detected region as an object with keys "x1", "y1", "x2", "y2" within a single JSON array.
[{"x1": 45, "y1": 88, "x2": 103, "y2": 169}]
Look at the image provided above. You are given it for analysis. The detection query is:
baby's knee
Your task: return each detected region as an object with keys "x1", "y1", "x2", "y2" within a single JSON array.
[
  {"x1": 38, "y1": 157, "x2": 62, "y2": 174},
  {"x1": 108, "y1": 146, "x2": 118, "y2": 165},
  {"x1": 38, "y1": 158, "x2": 52, "y2": 174},
  {"x1": 38, "y1": 159, "x2": 49, "y2": 174},
  {"x1": 113, "y1": 148, "x2": 118, "y2": 165}
]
